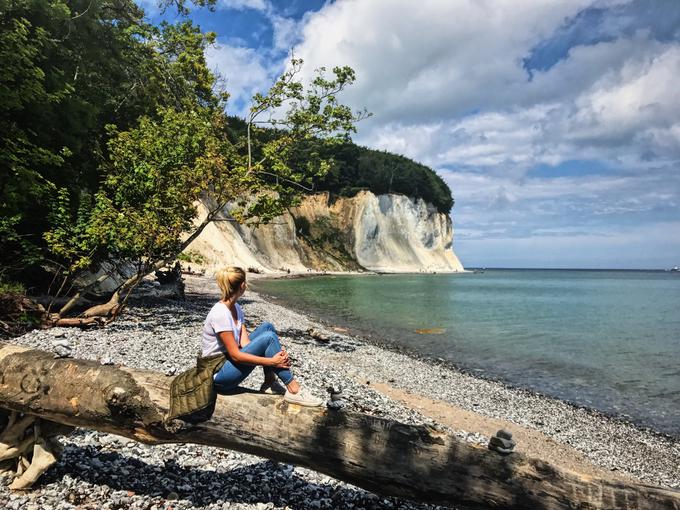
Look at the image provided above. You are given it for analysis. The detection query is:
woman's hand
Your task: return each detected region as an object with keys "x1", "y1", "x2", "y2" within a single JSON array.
[{"x1": 270, "y1": 349, "x2": 291, "y2": 369}]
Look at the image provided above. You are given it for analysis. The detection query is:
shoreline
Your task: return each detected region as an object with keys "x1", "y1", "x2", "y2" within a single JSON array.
[
  {"x1": 2, "y1": 274, "x2": 678, "y2": 509},
  {"x1": 239, "y1": 280, "x2": 680, "y2": 489},
  {"x1": 251, "y1": 272, "x2": 678, "y2": 441},
  {"x1": 245, "y1": 268, "x2": 472, "y2": 281}
]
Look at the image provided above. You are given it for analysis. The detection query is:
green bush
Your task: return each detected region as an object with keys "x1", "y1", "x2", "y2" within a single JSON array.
[
  {"x1": 177, "y1": 251, "x2": 207, "y2": 264},
  {"x1": 0, "y1": 279, "x2": 25, "y2": 295},
  {"x1": 338, "y1": 186, "x2": 367, "y2": 197}
]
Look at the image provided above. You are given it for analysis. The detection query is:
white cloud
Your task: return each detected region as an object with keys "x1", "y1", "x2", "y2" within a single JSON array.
[
  {"x1": 217, "y1": 0, "x2": 268, "y2": 11},
  {"x1": 454, "y1": 221, "x2": 680, "y2": 268},
  {"x1": 204, "y1": 0, "x2": 680, "y2": 266},
  {"x1": 135, "y1": 0, "x2": 163, "y2": 15},
  {"x1": 286, "y1": 0, "x2": 679, "y2": 170},
  {"x1": 353, "y1": 39, "x2": 680, "y2": 173},
  {"x1": 568, "y1": 44, "x2": 680, "y2": 152},
  {"x1": 213, "y1": 0, "x2": 304, "y2": 53},
  {"x1": 291, "y1": 0, "x2": 593, "y2": 121},
  {"x1": 440, "y1": 165, "x2": 679, "y2": 257},
  {"x1": 206, "y1": 43, "x2": 272, "y2": 115},
  {"x1": 270, "y1": 15, "x2": 299, "y2": 51}
]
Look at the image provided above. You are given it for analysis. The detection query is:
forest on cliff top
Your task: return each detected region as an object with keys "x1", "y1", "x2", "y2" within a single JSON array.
[{"x1": 225, "y1": 116, "x2": 454, "y2": 214}]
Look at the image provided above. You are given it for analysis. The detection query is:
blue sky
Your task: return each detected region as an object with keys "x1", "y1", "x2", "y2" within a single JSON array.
[{"x1": 142, "y1": 0, "x2": 680, "y2": 269}]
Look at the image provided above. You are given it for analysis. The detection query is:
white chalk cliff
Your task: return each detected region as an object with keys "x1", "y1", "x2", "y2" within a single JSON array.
[{"x1": 185, "y1": 191, "x2": 464, "y2": 273}]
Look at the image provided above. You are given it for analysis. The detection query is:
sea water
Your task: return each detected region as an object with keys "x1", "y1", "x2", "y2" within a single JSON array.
[{"x1": 253, "y1": 270, "x2": 680, "y2": 436}]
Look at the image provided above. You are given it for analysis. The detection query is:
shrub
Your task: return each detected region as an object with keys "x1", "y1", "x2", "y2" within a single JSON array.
[{"x1": 177, "y1": 251, "x2": 206, "y2": 264}]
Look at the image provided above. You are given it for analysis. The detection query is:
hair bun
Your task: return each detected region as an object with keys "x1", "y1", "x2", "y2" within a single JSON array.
[{"x1": 216, "y1": 266, "x2": 246, "y2": 300}]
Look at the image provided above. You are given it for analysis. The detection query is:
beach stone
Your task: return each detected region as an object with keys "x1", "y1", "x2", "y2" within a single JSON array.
[
  {"x1": 97, "y1": 435, "x2": 120, "y2": 447},
  {"x1": 496, "y1": 429, "x2": 513, "y2": 440},
  {"x1": 54, "y1": 344, "x2": 72, "y2": 358},
  {"x1": 327, "y1": 399, "x2": 345, "y2": 410},
  {"x1": 327, "y1": 385, "x2": 343, "y2": 401},
  {"x1": 3, "y1": 274, "x2": 679, "y2": 510},
  {"x1": 492, "y1": 437, "x2": 515, "y2": 449},
  {"x1": 488, "y1": 433, "x2": 516, "y2": 454},
  {"x1": 307, "y1": 328, "x2": 330, "y2": 342}
]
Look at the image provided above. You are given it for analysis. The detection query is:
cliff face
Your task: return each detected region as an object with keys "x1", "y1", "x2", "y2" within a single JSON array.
[{"x1": 185, "y1": 191, "x2": 464, "y2": 273}]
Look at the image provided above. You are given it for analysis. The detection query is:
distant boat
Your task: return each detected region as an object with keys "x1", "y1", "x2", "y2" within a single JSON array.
[{"x1": 671, "y1": 265, "x2": 679, "y2": 272}]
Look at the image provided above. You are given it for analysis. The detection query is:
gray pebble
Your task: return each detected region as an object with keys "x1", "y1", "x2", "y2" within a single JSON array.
[
  {"x1": 53, "y1": 345, "x2": 72, "y2": 358},
  {"x1": 2, "y1": 275, "x2": 678, "y2": 510}
]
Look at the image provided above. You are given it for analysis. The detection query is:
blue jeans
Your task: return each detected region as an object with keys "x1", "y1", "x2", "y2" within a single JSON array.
[{"x1": 213, "y1": 322, "x2": 293, "y2": 393}]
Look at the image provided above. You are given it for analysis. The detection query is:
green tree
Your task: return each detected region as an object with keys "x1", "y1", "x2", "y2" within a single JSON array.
[
  {"x1": 234, "y1": 58, "x2": 370, "y2": 222},
  {"x1": 312, "y1": 145, "x2": 454, "y2": 214},
  {"x1": 1, "y1": 0, "x2": 367, "y2": 325},
  {"x1": 1, "y1": 0, "x2": 220, "y2": 285},
  {"x1": 46, "y1": 107, "x2": 229, "y2": 319},
  {"x1": 60, "y1": 61, "x2": 366, "y2": 321}
]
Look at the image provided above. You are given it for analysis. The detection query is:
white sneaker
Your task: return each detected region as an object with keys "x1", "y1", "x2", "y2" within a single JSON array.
[
  {"x1": 260, "y1": 381, "x2": 287, "y2": 395},
  {"x1": 284, "y1": 388, "x2": 324, "y2": 407}
]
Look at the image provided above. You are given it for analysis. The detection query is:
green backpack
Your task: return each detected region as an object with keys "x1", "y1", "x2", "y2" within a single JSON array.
[{"x1": 167, "y1": 354, "x2": 227, "y2": 424}]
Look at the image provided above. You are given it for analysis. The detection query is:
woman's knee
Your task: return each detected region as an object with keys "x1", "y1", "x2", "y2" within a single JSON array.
[
  {"x1": 213, "y1": 362, "x2": 253, "y2": 389},
  {"x1": 260, "y1": 321, "x2": 276, "y2": 334},
  {"x1": 263, "y1": 330, "x2": 280, "y2": 346},
  {"x1": 260, "y1": 331, "x2": 282, "y2": 352}
]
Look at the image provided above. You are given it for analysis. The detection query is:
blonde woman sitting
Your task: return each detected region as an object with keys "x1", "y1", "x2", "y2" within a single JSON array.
[{"x1": 202, "y1": 266, "x2": 323, "y2": 407}]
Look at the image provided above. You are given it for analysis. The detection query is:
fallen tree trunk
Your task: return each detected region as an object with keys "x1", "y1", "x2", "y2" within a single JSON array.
[{"x1": 0, "y1": 342, "x2": 678, "y2": 509}]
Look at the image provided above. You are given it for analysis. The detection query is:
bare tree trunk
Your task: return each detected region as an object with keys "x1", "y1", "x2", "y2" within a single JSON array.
[
  {"x1": 81, "y1": 289, "x2": 121, "y2": 318},
  {"x1": 178, "y1": 204, "x2": 223, "y2": 251},
  {"x1": 52, "y1": 317, "x2": 104, "y2": 327},
  {"x1": 0, "y1": 342, "x2": 678, "y2": 509}
]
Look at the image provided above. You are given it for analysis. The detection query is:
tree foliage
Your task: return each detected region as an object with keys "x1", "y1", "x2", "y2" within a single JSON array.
[
  {"x1": 1, "y1": 0, "x2": 221, "y2": 287},
  {"x1": 232, "y1": 58, "x2": 370, "y2": 223},
  {"x1": 0, "y1": 0, "x2": 370, "y2": 319},
  {"x1": 1, "y1": 0, "x2": 451, "y2": 326},
  {"x1": 43, "y1": 108, "x2": 229, "y2": 278},
  {"x1": 225, "y1": 123, "x2": 455, "y2": 214}
]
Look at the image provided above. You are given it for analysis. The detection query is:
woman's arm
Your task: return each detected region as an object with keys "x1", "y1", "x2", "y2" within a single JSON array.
[{"x1": 218, "y1": 331, "x2": 289, "y2": 368}]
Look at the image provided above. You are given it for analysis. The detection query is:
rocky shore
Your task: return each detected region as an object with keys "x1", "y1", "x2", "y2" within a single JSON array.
[{"x1": 1, "y1": 274, "x2": 678, "y2": 510}]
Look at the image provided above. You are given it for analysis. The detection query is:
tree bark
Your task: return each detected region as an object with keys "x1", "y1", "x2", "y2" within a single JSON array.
[
  {"x1": 0, "y1": 342, "x2": 678, "y2": 509},
  {"x1": 52, "y1": 317, "x2": 105, "y2": 328},
  {"x1": 75, "y1": 268, "x2": 144, "y2": 321}
]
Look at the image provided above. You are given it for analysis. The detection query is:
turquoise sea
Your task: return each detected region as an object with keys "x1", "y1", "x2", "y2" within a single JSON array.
[{"x1": 253, "y1": 270, "x2": 680, "y2": 436}]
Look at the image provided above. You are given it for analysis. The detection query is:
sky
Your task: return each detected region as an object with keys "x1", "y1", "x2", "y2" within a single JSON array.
[{"x1": 143, "y1": 0, "x2": 680, "y2": 269}]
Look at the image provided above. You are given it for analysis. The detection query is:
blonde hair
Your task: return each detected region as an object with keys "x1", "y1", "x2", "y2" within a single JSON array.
[{"x1": 216, "y1": 266, "x2": 246, "y2": 301}]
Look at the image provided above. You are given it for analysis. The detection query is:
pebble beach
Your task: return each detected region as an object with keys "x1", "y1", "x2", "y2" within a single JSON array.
[{"x1": 1, "y1": 274, "x2": 679, "y2": 510}]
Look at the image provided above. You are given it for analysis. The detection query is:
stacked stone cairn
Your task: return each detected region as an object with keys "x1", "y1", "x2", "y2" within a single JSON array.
[{"x1": 488, "y1": 429, "x2": 516, "y2": 454}]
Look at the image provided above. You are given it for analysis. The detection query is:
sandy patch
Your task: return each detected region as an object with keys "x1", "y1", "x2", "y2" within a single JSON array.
[{"x1": 370, "y1": 381, "x2": 637, "y2": 484}]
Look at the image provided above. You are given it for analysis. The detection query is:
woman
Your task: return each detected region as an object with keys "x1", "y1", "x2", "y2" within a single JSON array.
[{"x1": 202, "y1": 266, "x2": 323, "y2": 407}]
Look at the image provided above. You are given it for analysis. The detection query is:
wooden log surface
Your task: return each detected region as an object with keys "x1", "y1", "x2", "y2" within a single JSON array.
[{"x1": 1, "y1": 341, "x2": 679, "y2": 510}]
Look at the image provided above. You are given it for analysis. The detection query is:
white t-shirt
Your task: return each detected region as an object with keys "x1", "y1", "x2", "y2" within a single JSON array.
[{"x1": 201, "y1": 302, "x2": 244, "y2": 357}]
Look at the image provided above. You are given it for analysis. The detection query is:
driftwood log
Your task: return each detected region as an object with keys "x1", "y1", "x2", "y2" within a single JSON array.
[{"x1": 0, "y1": 342, "x2": 679, "y2": 509}]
